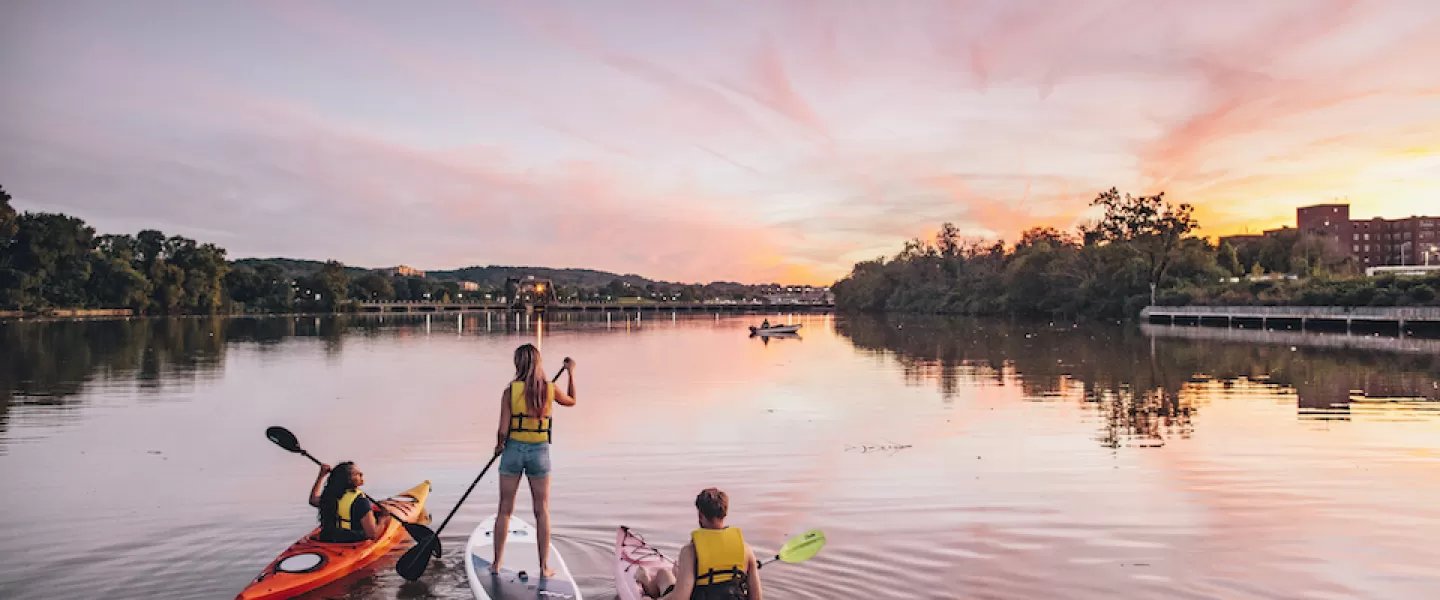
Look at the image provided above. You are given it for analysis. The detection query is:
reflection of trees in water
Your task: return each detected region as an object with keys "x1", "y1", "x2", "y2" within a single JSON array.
[
  {"x1": 834, "y1": 314, "x2": 1440, "y2": 448},
  {"x1": 1, "y1": 319, "x2": 228, "y2": 397},
  {"x1": 0, "y1": 318, "x2": 229, "y2": 438},
  {"x1": 1091, "y1": 386, "x2": 1193, "y2": 449},
  {"x1": 836, "y1": 315, "x2": 1197, "y2": 449},
  {"x1": 0, "y1": 312, "x2": 675, "y2": 440}
]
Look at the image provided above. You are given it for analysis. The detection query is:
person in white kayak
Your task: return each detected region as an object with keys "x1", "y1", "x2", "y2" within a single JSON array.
[
  {"x1": 490, "y1": 343, "x2": 577, "y2": 578},
  {"x1": 635, "y1": 488, "x2": 763, "y2": 600}
]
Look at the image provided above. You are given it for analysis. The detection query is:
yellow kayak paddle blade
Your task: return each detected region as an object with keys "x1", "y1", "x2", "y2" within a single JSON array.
[{"x1": 776, "y1": 529, "x2": 826, "y2": 564}]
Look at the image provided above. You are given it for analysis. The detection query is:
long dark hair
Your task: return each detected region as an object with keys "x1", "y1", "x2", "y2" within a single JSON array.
[
  {"x1": 513, "y1": 344, "x2": 547, "y2": 417},
  {"x1": 317, "y1": 461, "x2": 356, "y2": 529}
]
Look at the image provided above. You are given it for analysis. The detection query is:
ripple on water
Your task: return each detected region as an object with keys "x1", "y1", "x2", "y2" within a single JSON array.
[{"x1": 2, "y1": 315, "x2": 1440, "y2": 599}]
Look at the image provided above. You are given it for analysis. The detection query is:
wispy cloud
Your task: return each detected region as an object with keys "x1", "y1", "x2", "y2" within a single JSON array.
[{"x1": 3, "y1": 0, "x2": 1438, "y2": 284}]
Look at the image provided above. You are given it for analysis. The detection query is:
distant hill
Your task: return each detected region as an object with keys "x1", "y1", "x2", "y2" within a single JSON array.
[
  {"x1": 226, "y1": 259, "x2": 809, "y2": 292},
  {"x1": 230, "y1": 258, "x2": 678, "y2": 288},
  {"x1": 427, "y1": 266, "x2": 659, "y2": 288},
  {"x1": 231, "y1": 258, "x2": 370, "y2": 280}
]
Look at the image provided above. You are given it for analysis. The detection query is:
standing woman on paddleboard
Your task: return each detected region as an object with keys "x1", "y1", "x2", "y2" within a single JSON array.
[{"x1": 491, "y1": 343, "x2": 577, "y2": 576}]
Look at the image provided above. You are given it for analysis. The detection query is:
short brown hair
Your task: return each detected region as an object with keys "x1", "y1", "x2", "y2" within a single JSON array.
[{"x1": 695, "y1": 488, "x2": 728, "y2": 520}]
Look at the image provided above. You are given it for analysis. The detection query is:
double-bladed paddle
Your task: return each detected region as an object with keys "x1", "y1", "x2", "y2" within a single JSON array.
[{"x1": 758, "y1": 529, "x2": 827, "y2": 568}]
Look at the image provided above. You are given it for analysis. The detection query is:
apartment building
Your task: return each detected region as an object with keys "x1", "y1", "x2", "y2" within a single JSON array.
[
  {"x1": 1223, "y1": 204, "x2": 1439, "y2": 267},
  {"x1": 1348, "y1": 216, "x2": 1439, "y2": 267}
]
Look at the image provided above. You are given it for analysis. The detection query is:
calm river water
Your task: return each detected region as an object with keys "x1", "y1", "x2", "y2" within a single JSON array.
[{"x1": 1, "y1": 312, "x2": 1438, "y2": 599}]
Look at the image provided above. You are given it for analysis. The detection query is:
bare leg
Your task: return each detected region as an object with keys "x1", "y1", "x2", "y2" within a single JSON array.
[
  {"x1": 638, "y1": 566, "x2": 677, "y2": 598},
  {"x1": 528, "y1": 474, "x2": 556, "y2": 578},
  {"x1": 635, "y1": 568, "x2": 656, "y2": 597},
  {"x1": 491, "y1": 474, "x2": 523, "y2": 574}
]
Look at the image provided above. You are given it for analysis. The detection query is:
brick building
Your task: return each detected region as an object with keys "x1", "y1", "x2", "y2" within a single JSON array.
[
  {"x1": 1296, "y1": 204, "x2": 1349, "y2": 257},
  {"x1": 1350, "y1": 216, "x2": 1439, "y2": 267},
  {"x1": 1222, "y1": 204, "x2": 1440, "y2": 267}
]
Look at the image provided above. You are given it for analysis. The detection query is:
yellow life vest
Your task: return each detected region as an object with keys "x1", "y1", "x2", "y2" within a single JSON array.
[
  {"x1": 691, "y1": 527, "x2": 747, "y2": 587},
  {"x1": 508, "y1": 381, "x2": 553, "y2": 444},
  {"x1": 335, "y1": 489, "x2": 367, "y2": 533}
]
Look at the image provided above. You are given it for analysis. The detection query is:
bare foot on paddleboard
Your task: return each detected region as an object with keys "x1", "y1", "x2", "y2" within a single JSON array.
[
  {"x1": 488, "y1": 563, "x2": 502, "y2": 575},
  {"x1": 539, "y1": 566, "x2": 556, "y2": 578}
]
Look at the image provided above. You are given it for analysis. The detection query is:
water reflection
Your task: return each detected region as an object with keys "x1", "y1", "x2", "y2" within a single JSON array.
[
  {"x1": 835, "y1": 314, "x2": 1440, "y2": 447},
  {"x1": 2, "y1": 313, "x2": 1438, "y2": 599},
  {"x1": 0, "y1": 312, "x2": 799, "y2": 444},
  {"x1": 0, "y1": 319, "x2": 226, "y2": 441}
]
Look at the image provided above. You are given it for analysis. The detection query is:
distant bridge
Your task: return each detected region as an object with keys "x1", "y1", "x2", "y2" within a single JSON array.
[{"x1": 357, "y1": 300, "x2": 833, "y2": 313}]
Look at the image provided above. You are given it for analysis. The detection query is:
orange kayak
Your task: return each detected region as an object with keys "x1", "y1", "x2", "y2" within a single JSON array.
[{"x1": 236, "y1": 481, "x2": 431, "y2": 600}]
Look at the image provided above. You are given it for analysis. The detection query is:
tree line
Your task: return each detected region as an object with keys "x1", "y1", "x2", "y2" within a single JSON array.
[
  {"x1": 0, "y1": 184, "x2": 802, "y2": 315},
  {"x1": 2, "y1": 186, "x2": 233, "y2": 314},
  {"x1": 831, "y1": 187, "x2": 1438, "y2": 320}
]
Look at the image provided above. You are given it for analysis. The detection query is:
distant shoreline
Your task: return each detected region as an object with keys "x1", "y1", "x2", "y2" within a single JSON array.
[{"x1": 0, "y1": 304, "x2": 835, "y2": 323}]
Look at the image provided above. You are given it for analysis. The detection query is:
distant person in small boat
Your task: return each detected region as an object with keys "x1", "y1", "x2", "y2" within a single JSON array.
[
  {"x1": 636, "y1": 487, "x2": 763, "y2": 600},
  {"x1": 308, "y1": 461, "x2": 391, "y2": 543},
  {"x1": 760, "y1": 319, "x2": 771, "y2": 329},
  {"x1": 491, "y1": 343, "x2": 577, "y2": 577}
]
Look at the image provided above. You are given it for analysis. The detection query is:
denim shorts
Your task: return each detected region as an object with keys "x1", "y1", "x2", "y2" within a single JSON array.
[{"x1": 499, "y1": 441, "x2": 551, "y2": 478}]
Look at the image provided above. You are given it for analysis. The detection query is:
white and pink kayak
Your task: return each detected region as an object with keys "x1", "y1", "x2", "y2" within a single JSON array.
[{"x1": 614, "y1": 526, "x2": 675, "y2": 600}]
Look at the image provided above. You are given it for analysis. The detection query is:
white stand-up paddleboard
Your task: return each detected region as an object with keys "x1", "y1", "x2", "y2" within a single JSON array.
[
  {"x1": 615, "y1": 526, "x2": 675, "y2": 600},
  {"x1": 466, "y1": 514, "x2": 583, "y2": 600}
]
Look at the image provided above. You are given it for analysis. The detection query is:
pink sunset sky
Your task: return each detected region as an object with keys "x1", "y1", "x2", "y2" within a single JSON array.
[{"x1": 1, "y1": 0, "x2": 1437, "y2": 285}]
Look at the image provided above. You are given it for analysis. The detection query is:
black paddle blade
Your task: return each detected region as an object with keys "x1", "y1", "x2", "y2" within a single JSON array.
[
  {"x1": 265, "y1": 426, "x2": 302, "y2": 453},
  {"x1": 396, "y1": 534, "x2": 440, "y2": 581},
  {"x1": 401, "y1": 522, "x2": 438, "y2": 552}
]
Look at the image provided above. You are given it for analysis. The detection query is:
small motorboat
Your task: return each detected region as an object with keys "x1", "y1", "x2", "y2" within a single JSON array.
[{"x1": 749, "y1": 323, "x2": 802, "y2": 335}]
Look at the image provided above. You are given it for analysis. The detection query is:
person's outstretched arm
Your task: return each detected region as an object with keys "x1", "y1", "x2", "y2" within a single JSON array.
[
  {"x1": 308, "y1": 464, "x2": 331, "y2": 507},
  {"x1": 554, "y1": 359, "x2": 577, "y2": 406}
]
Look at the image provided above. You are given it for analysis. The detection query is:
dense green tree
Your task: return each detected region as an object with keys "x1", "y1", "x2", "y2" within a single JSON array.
[
  {"x1": 136, "y1": 229, "x2": 166, "y2": 270},
  {"x1": 405, "y1": 277, "x2": 428, "y2": 301},
  {"x1": 89, "y1": 254, "x2": 150, "y2": 309},
  {"x1": 0, "y1": 187, "x2": 22, "y2": 308},
  {"x1": 0, "y1": 185, "x2": 16, "y2": 243},
  {"x1": 1, "y1": 212, "x2": 95, "y2": 309},
  {"x1": 225, "y1": 267, "x2": 266, "y2": 306},
  {"x1": 296, "y1": 260, "x2": 351, "y2": 311},
  {"x1": 148, "y1": 261, "x2": 186, "y2": 314},
  {"x1": 437, "y1": 281, "x2": 460, "y2": 302},
  {"x1": 832, "y1": 186, "x2": 1427, "y2": 319},
  {"x1": 1080, "y1": 188, "x2": 1198, "y2": 305},
  {"x1": 171, "y1": 239, "x2": 229, "y2": 313},
  {"x1": 352, "y1": 272, "x2": 395, "y2": 301}
]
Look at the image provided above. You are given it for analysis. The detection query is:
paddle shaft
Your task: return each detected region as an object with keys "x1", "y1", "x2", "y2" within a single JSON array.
[
  {"x1": 427, "y1": 364, "x2": 570, "y2": 536},
  {"x1": 448, "y1": 456, "x2": 501, "y2": 530}
]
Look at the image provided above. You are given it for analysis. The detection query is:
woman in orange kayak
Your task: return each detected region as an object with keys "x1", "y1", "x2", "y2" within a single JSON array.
[
  {"x1": 490, "y1": 343, "x2": 577, "y2": 577},
  {"x1": 308, "y1": 461, "x2": 391, "y2": 543}
]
